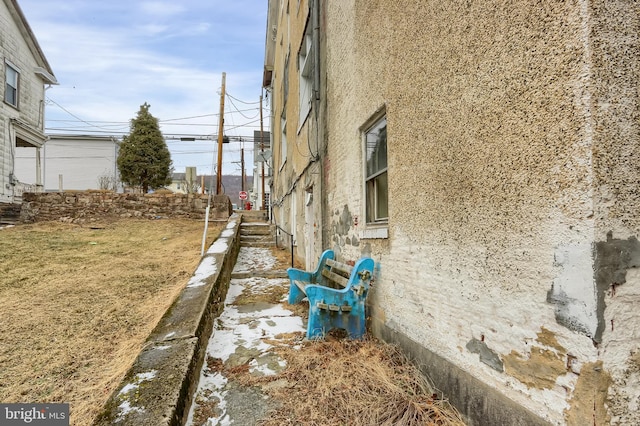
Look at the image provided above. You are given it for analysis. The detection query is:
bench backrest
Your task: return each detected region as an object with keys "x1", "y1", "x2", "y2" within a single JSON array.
[
  {"x1": 318, "y1": 256, "x2": 374, "y2": 299},
  {"x1": 321, "y1": 258, "x2": 353, "y2": 288}
]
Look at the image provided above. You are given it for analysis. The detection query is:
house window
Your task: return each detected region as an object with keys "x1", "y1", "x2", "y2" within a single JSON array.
[
  {"x1": 5, "y1": 62, "x2": 19, "y2": 108},
  {"x1": 365, "y1": 116, "x2": 388, "y2": 224},
  {"x1": 298, "y1": 22, "x2": 313, "y2": 127}
]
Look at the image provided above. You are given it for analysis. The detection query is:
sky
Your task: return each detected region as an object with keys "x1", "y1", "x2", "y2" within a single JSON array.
[{"x1": 18, "y1": 0, "x2": 269, "y2": 176}]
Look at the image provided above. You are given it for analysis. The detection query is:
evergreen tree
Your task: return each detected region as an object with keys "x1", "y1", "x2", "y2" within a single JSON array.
[{"x1": 117, "y1": 103, "x2": 173, "y2": 193}]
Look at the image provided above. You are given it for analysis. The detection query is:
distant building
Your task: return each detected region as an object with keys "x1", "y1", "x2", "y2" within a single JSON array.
[
  {"x1": 1, "y1": 0, "x2": 57, "y2": 203},
  {"x1": 168, "y1": 172, "x2": 252, "y2": 207},
  {"x1": 15, "y1": 134, "x2": 120, "y2": 191}
]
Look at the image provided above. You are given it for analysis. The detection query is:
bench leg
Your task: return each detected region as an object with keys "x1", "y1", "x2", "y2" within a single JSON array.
[
  {"x1": 306, "y1": 306, "x2": 366, "y2": 340},
  {"x1": 288, "y1": 281, "x2": 306, "y2": 305}
]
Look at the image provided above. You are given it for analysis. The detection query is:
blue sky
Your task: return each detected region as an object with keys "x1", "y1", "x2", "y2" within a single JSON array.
[{"x1": 18, "y1": 0, "x2": 268, "y2": 175}]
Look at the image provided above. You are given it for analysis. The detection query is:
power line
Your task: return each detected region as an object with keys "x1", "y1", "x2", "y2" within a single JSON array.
[{"x1": 226, "y1": 92, "x2": 261, "y2": 105}]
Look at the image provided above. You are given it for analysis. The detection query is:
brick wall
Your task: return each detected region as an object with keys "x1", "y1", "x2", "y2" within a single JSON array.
[{"x1": 19, "y1": 191, "x2": 231, "y2": 223}]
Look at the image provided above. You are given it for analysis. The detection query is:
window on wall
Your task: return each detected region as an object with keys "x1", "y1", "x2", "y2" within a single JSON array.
[
  {"x1": 5, "y1": 62, "x2": 19, "y2": 108},
  {"x1": 365, "y1": 116, "x2": 388, "y2": 224},
  {"x1": 298, "y1": 21, "x2": 313, "y2": 127}
]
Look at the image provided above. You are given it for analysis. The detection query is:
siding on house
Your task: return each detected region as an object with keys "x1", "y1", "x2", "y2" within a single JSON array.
[
  {"x1": 14, "y1": 134, "x2": 120, "y2": 191},
  {"x1": 266, "y1": 0, "x2": 640, "y2": 424},
  {"x1": 0, "y1": 0, "x2": 56, "y2": 202}
]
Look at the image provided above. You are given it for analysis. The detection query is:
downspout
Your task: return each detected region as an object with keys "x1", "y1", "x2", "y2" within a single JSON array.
[
  {"x1": 312, "y1": 0, "x2": 327, "y2": 253},
  {"x1": 312, "y1": 0, "x2": 320, "y2": 102}
]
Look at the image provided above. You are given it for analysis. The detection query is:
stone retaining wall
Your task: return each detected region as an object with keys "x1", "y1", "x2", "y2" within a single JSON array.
[{"x1": 19, "y1": 191, "x2": 231, "y2": 222}]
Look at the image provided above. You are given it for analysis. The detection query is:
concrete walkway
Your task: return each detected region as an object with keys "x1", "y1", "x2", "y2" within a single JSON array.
[{"x1": 184, "y1": 246, "x2": 305, "y2": 426}]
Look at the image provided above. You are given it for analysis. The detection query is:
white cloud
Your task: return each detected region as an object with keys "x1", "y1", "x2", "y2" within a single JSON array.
[{"x1": 18, "y1": 0, "x2": 269, "y2": 174}]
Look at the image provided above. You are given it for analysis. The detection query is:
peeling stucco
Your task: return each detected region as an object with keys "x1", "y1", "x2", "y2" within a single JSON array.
[
  {"x1": 536, "y1": 327, "x2": 566, "y2": 353},
  {"x1": 594, "y1": 232, "x2": 640, "y2": 342},
  {"x1": 466, "y1": 338, "x2": 504, "y2": 372},
  {"x1": 564, "y1": 361, "x2": 611, "y2": 426},
  {"x1": 547, "y1": 244, "x2": 597, "y2": 339},
  {"x1": 503, "y1": 347, "x2": 566, "y2": 390}
]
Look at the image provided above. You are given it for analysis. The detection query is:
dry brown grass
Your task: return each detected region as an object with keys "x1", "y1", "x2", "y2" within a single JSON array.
[
  {"x1": 271, "y1": 245, "x2": 304, "y2": 269},
  {"x1": 224, "y1": 336, "x2": 466, "y2": 426},
  {"x1": 0, "y1": 218, "x2": 222, "y2": 426}
]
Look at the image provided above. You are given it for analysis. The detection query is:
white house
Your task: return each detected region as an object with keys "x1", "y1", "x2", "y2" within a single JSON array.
[
  {"x1": 1, "y1": 0, "x2": 57, "y2": 203},
  {"x1": 15, "y1": 134, "x2": 120, "y2": 191}
]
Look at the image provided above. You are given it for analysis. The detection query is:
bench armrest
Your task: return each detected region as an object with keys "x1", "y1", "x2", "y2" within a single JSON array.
[
  {"x1": 287, "y1": 267, "x2": 314, "y2": 283},
  {"x1": 286, "y1": 249, "x2": 335, "y2": 283}
]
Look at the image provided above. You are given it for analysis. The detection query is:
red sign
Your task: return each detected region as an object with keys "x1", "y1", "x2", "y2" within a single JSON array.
[{"x1": 239, "y1": 191, "x2": 248, "y2": 200}]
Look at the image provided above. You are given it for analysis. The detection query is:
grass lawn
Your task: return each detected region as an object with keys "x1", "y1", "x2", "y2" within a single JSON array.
[{"x1": 0, "y1": 218, "x2": 222, "y2": 426}]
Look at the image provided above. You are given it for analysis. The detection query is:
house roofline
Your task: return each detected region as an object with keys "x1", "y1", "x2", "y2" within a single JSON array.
[{"x1": 5, "y1": 0, "x2": 57, "y2": 84}]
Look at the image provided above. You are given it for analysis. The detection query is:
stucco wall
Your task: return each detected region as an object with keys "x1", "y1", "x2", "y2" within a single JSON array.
[
  {"x1": 323, "y1": 0, "x2": 639, "y2": 424},
  {"x1": 268, "y1": 0, "x2": 325, "y2": 269}
]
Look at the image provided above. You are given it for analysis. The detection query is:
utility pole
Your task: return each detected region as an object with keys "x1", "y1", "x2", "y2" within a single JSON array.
[
  {"x1": 216, "y1": 72, "x2": 226, "y2": 195},
  {"x1": 240, "y1": 146, "x2": 245, "y2": 192},
  {"x1": 260, "y1": 94, "x2": 265, "y2": 210}
]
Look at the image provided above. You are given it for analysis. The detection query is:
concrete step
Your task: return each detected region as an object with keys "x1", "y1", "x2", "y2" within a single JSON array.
[
  {"x1": 240, "y1": 225, "x2": 273, "y2": 236},
  {"x1": 240, "y1": 210, "x2": 269, "y2": 222},
  {"x1": 240, "y1": 241, "x2": 276, "y2": 248}
]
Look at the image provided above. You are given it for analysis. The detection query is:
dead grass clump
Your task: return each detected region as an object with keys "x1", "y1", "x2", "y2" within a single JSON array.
[
  {"x1": 231, "y1": 337, "x2": 465, "y2": 426},
  {"x1": 270, "y1": 246, "x2": 303, "y2": 269},
  {"x1": 0, "y1": 218, "x2": 222, "y2": 426}
]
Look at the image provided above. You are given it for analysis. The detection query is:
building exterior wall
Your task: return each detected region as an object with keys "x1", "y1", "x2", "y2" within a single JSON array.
[
  {"x1": 0, "y1": 0, "x2": 55, "y2": 203},
  {"x1": 14, "y1": 135, "x2": 120, "y2": 191},
  {"x1": 266, "y1": 0, "x2": 325, "y2": 269},
  {"x1": 310, "y1": 0, "x2": 638, "y2": 424}
]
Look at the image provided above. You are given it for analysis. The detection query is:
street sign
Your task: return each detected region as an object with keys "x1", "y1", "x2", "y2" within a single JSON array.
[{"x1": 239, "y1": 191, "x2": 248, "y2": 200}]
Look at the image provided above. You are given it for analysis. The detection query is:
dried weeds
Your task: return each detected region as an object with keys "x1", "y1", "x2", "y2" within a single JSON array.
[
  {"x1": 0, "y1": 218, "x2": 222, "y2": 426},
  {"x1": 226, "y1": 335, "x2": 465, "y2": 426}
]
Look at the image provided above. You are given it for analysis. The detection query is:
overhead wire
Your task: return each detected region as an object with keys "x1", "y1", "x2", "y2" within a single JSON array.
[{"x1": 226, "y1": 92, "x2": 261, "y2": 105}]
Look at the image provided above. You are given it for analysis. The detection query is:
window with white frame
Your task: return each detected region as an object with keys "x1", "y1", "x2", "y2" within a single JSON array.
[
  {"x1": 298, "y1": 22, "x2": 313, "y2": 127},
  {"x1": 5, "y1": 62, "x2": 19, "y2": 107},
  {"x1": 365, "y1": 115, "x2": 388, "y2": 224}
]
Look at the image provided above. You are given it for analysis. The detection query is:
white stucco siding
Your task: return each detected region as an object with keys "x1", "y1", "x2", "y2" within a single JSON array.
[{"x1": 320, "y1": 0, "x2": 638, "y2": 424}]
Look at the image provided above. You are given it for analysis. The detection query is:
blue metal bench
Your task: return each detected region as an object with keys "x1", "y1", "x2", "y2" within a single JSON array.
[{"x1": 287, "y1": 249, "x2": 375, "y2": 339}]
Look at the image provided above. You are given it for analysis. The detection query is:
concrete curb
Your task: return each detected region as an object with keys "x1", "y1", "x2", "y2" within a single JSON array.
[{"x1": 94, "y1": 214, "x2": 242, "y2": 425}]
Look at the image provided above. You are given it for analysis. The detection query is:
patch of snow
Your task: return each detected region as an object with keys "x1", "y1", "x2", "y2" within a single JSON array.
[
  {"x1": 220, "y1": 229, "x2": 235, "y2": 238},
  {"x1": 232, "y1": 247, "x2": 276, "y2": 272},
  {"x1": 117, "y1": 401, "x2": 145, "y2": 420},
  {"x1": 187, "y1": 257, "x2": 218, "y2": 288},
  {"x1": 165, "y1": 332, "x2": 176, "y2": 340},
  {"x1": 118, "y1": 371, "x2": 157, "y2": 396},
  {"x1": 185, "y1": 242, "x2": 304, "y2": 426},
  {"x1": 154, "y1": 345, "x2": 171, "y2": 351},
  {"x1": 249, "y1": 357, "x2": 288, "y2": 376},
  {"x1": 207, "y1": 238, "x2": 229, "y2": 254}
]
